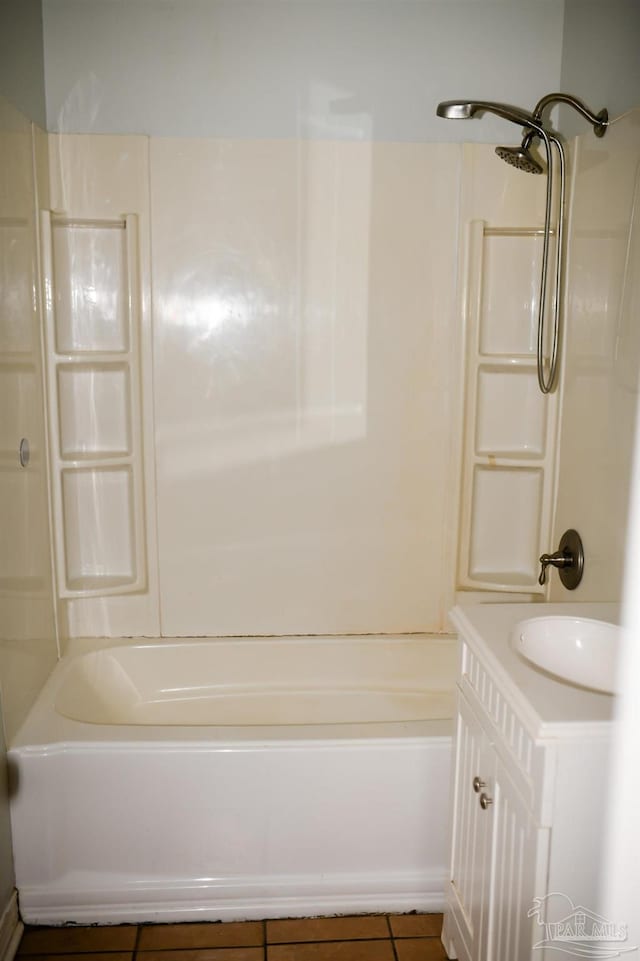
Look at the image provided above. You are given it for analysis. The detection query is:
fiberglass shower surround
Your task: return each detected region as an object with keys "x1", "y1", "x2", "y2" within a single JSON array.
[{"x1": 436, "y1": 92, "x2": 608, "y2": 394}]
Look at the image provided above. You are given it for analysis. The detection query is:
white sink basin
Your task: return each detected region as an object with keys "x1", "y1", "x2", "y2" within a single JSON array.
[{"x1": 511, "y1": 615, "x2": 619, "y2": 695}]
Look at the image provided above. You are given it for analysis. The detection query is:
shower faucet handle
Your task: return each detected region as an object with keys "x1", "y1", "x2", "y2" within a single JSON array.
[
  {"x1": 538, "y1": 551, "x2": 571, "y2": 585},
  {"x1": 538, "y1": 529, "x2": 585, "y2": 590}
]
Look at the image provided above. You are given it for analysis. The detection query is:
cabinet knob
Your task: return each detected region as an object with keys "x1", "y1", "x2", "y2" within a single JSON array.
[
  {"x1": 472, "y1": 776, "x2": 485, "y2": 794},
  {"x1": 479, "y1": 793, "x2": 493, "y2": 810}
]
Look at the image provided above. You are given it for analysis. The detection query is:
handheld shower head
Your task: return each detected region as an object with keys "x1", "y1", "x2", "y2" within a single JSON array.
[{"x1": 436, "y1": 99, "x2": 544, "y2": 134}]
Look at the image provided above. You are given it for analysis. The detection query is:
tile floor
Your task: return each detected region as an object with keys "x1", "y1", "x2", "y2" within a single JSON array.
[{"x1": 17, "y1": 914, "x2": 446, "y2": 961}]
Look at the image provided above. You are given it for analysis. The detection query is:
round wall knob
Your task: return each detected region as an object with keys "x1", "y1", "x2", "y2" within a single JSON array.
[
  {"x1": 472, "y1": 776, "x2": 485, "y2": 794},
  {"x1": 479, "y1": 793, "x2": 493, "y2": 810}
]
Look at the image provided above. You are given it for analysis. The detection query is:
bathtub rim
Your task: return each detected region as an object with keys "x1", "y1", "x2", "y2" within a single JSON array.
[
  {"x1": 62, "y1": 631, "x2": 458, "y2": 656},
  {"x1": 11, "y1": 633, "x2": 457, "y2": 751}
]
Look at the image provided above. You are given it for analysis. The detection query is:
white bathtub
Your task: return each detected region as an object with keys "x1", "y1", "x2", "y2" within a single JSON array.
[{"x1": 9, "y1": 634, "x2": 456, "y2": 924}]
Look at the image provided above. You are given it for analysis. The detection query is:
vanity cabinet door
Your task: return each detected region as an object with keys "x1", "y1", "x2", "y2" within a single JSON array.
[
  {"x1": 486, "y1": 759, "x2": 549, "y2": 961},
  {"x1": 446, "y1": 688, "x2": 495, "y2": 961},
  {"x1": 444, "y1": 686, "x2": 550, "y2": 961}
]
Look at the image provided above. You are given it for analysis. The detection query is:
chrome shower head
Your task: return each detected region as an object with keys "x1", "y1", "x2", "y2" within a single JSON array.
[
  {"x1": 436, "y1": 99, "x2": 544, "y2": 133},
  {"x1": 495, "y1": 142, "x2": 545, "y2": 174}
]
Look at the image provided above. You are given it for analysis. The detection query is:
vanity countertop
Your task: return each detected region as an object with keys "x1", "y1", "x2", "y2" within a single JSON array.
[{"x1": 450, "y1": 601, "x2": 617, "y2": 739}]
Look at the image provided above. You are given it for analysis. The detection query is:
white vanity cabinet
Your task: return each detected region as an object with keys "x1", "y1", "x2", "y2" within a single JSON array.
[
  {"x1": 442, "y1": 603, "x2": 615, "y2": 961},
  {"x1": 444, "y1": 678, "x2": 549, "y2": 960}
]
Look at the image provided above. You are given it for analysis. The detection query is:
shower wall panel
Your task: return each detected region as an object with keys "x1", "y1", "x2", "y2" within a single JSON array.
[
  {"x1": 151, "y1": 140, "x2": 460, "y2": 635},
  {"x1": 0, "y1": 97, "x2": 58, "y2": 741},
  {"x1": 47, "y1": 135, "x2": 160, "y2": 640},
  {"x1": 550, "y1": 110, "x2": 640, "y2": 601},
  {"x1": 452, "y1": 145, "x2": 557, "y2": 597}
]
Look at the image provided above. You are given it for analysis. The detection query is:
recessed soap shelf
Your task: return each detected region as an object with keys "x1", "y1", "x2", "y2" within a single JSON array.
[
  {"x1": 61, "y1": 466, "x2": 137, "y2": 592},
  {"x1": 467, "y1": 464, "x2": 543, "y2": 587},
  {"x1": 475, "y1": 364, "x2": 546, "y2": 459},
  {"x1": 41, "y1": 211, "x2": 146, "y2": 599},
  {"x1": 51, "y1": 219, "x2": 130, "y2": 355},
  {"x1": 0, "y1": 216, "x2": 36, "y2": 355},
  {"x1": 57, "y1": 363, "x2": 132, "y2": 460},
  {"x1": 0, "y1": 469, "x2": 50, "y2": 590},
  {"x1": 478, "y1": 229, "x2": 544, "y2": 358}
]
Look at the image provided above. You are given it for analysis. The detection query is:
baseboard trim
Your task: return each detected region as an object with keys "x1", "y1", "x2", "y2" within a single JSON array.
[
  {"x1": 18, "y1": 872, "x2": 446, "y2": 924},
  {"x1": 0, "y1": 893, "x2": 22, "y2": 961}
]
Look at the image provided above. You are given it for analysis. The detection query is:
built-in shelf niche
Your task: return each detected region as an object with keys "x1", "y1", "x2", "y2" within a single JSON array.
[
  {"x1": 0, "y1": 216, "x2": 50, "y2": 596},
  {"x1": 51, "y1": 221, "x2": 129, "y2": 354},
  {"x1": 0, "y1": 217, "x2": 35, "y2": 354},
  {"x1": 41, "y1": 212, "x2": 146, "y2": 599},
  {"x1": 0, "y1": 469, "x2": 48, "y2": 593},
  {"x1": 468, "y1": 464, "x2": 544, "y2": 586},
  {"x1": 458, "y1": 220, "x2": 558, "y2": 594},
  {"x1": 61, "y1": 466, "x2": 137, "y2": 591},
  {"x1": 57, "y1": 363, "x2": 132, "y2": 460},
  {"x1": 475, "y1": 365, "x2": 546, "y2": 459},
  {"x1": 0, "y1": 361, "x2": 47, "y2": 592}
]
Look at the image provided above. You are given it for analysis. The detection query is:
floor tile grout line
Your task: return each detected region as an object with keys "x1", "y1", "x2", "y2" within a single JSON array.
[
  {"x1": 386, "y1": 916, "x2": 400, "y2": 961},
  {"x1": 19, "y1": 951, "x2": 139, "y2": 957},
  {"x1": 265, "y1": 938, "x2": 393, "y2": 947},
  {"x1": 133, "y1": 923, "x2": 142, "y2": 961},
  {"x1": 261, "y1": 937, "x2": 399, "y2": 948},
  {"x1": 134, "y1": 947, "x2": 264, "y2": 954},
  {"x1": 385, "y1": 915, "x2": 393, "y2": 940},
  {"x1": 40, "y1": 950, "x2": 196, "y2": 956},
  {"x1": 265, "y1": 936, "x2": 440, "y2": 946}
]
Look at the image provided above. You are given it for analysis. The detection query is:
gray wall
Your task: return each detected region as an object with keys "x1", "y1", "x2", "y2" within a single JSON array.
[
  {"x1": 42, "y1": 0, "x2": 565, "y2": 141},
  {"x1": 560, "y1": 0, "x2": 640, "y2": 134},
  {"x1": 0, "y1": 0, "x2": 46, "y2": 126},
  {"x1": 38, "y1": 0, "x2": 640, "y2": 141}
]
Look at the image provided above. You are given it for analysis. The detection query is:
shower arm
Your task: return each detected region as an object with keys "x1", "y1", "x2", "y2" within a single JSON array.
[{"x1": 531, "y1": 93, "x2": 608, "y2": 137}]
